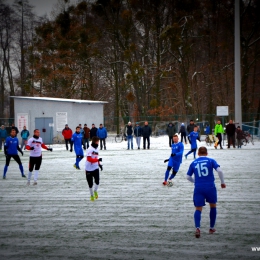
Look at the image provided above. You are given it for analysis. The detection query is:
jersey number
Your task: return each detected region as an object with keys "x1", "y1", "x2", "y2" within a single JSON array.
[{"x1": 195, "y1": 162, "x2": 209, "y2": 177}]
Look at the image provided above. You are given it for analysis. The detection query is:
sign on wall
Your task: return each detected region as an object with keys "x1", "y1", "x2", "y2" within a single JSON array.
[
  {"x1": 216, "y1": 106, "x2": 229, "y2": 116},
  {"x1": 17, "y1": 113, "x2": 29, "y2": 132},
  {"x1": 56, "y1": 112, "x2": 67, "y2": 131}
]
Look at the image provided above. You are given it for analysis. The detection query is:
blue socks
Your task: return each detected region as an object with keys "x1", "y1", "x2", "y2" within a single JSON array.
[
  {"x1": 169, "y1": 173, "x2": 176, "y2": 180},
  {"x1": 210, "y1": 207, "x2": 217, "y2": 228},
  {"x1": 3, "y1": 165, "x2": 8, "y2": 177},
  {"x1": 194, "y1": 210, "x2": 201, "y2": 228},
  {"x1": 76, "y1": 157, "x2": 83, "y2": 167},
  {"x1": 164, "y1": 170, "x2": 170, "y2": 182},
  {"x1": 19, "y1": 164, "x2": 24, "y2": 175}
]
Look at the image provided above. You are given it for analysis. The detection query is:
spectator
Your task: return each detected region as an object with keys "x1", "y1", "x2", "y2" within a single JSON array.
[
  {"x1": 96, "y1": 124, "x2": 107, "y2": 150},
  {"x1": 20, "y1": 126, "x2": 30, "y2": 150},
  {"x1": 225, "y1": 120, "x2": 236, "y2": 148},
  {"x1": 11, "y1": 123, "x2": 19, "y2": 136},
  {"x1": 187, "y1": 120, "x2": 195, "y2": 135},
  {"x1": 236, "y1": 126, "x2": 244, "y2": 148},
  {"x1": 142, "y1": 121, "x2": 152, "y2": 149},
  {"x1": 90, "y1": 124, "x2": 98, "y2": 140},
  {"x1": 83, "y1": 123, "x2": 90, "y2": 150},
  {"x1": 179, "y1": 123, "x2": 187, "y2": 144},
  {"x1": 205, "y1": 125, "x2": 211, "y2": 135},
  {"x1": 125, "y1": 122, "x2": 133, "y2": 150},
  {"x1": 62, "y1": 124, "x2": 73, "y2": 151},
  {"x1": 134, "y1": 122, "x2": 142, "y2": 150},
  {"x1": 166, "y1": 122, "x2": 177, "y2": 147},
  {"x1": 214, "y1": 120, "x2": 224, "y2": 149},
  {"x1": 0, "y1": 125, "x2": 8, "y2": 151}
]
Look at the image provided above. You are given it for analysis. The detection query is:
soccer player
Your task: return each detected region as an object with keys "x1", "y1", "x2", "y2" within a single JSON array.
[
  {"x1": 71, "y1": 126, "x2": 84, "y2": 170},
  {"x1": 25, "y1": 129, "x2": 52, "y2": 185},
  {"x1": 185, "y1": 126, "x2": 200, "y2": 159},
  {"x1": 186, "y1": 146, "x2": 226, "y2": 238},
  {"x1": 3, "y1": 129, "x2": 25, "y2": 179},
  {"x1": 163, "y1": 134, "x2": 184, "y2": 186},
  {"x1": 85, "y1": 136, "x2": 103, "y2": 201}
]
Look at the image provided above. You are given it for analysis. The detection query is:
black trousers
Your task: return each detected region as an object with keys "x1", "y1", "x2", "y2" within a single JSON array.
[
  {"x1": 143, "y1": 136, "x2": 150, "y2": 149},
  {"x1": 227, "y1": 134, "x2": 235, "y2": 148},
  {"x1": 86, "y1": 169, "x2": 99, "y2": 188},
  {"x1": 5, "y1": 155, "x2": 22, "y2": 166},
  {"x1": 29, "y1": 156, "x2": 42, "y2": 171},
  {"x1": 216, "y1": 133, "x2": 223, "y2": 148}
]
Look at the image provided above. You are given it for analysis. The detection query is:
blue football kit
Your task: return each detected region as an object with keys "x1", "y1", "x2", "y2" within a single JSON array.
[
  {"x1": 71, "y1": 132, "x2": 83, "y2": 169},
  {"x1": 164, "y1": 142, "x2": 184, "y2": 182},
  {"x1": 187, "y1": 156, "x2": 220, "y2": 206},
  {"x1": 3, "y1": 136, "x2": 25, "y2": 178}
]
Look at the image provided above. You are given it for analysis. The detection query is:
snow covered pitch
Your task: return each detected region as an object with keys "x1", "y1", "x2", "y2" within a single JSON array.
[{"x1": 0, "y1": 136, "x2": 260, "y2": 260}]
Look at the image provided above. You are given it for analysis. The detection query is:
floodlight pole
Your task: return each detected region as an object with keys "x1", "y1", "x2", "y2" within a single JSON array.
[{"x1": 235, "y1": 0, "x2": 242, "y2": 125}]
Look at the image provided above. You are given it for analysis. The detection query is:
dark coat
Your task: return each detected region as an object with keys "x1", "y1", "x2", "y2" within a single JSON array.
[
  {"x1": 166, "y1": 123, "x2": 176, "y2": 136},
  {"x1": 134, "y1": 126, "x2": 143, "y2": 137},
  {"x1": 226, "y1": 124, "x2": 236, "y2": 136},
  {"x1": 187, "y1": 124, "x2": 195, "y2": 134},
  {"x1": 126, "y1": 125, "x2": 133, "y2": 136},
  {"x1": 142, "y1": 125, "x2": 152, "y2": 137},
  {"x1": 90, "y1": 127, "x2": 98, "y2": 138}
]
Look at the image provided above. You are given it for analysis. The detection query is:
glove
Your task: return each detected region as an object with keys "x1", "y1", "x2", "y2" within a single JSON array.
[
  {"x1": 221, "y1": 184, "x2": 226, "y2": 188},
  {"x1": 99, "y1": 158, "x2": 102, "y2": 162},
  {"x1": 47, "y1": 148, "x2": 53, "y2": 152},
  {"x1": 164, "y1": 159, "x2": 169, "y2": 163},
  {"x1": 30, "y1": 147, "x2": 34, "y2": 150},
  {"x1": 99, "y1": 164, "x2": 103, "y2": 171},
  {"x1": 171, "y1": 153, "x2": 175, "y2": 157}
]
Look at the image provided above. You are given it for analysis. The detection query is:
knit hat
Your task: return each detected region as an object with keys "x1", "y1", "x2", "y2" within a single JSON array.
[{"x1": 181, "y1": 123, "x2": 184, "y2": 125}]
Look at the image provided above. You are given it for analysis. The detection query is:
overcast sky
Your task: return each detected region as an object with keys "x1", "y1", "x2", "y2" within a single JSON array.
[{"x1": 27, "y1": 0, "x2": 59, "y2": 16}]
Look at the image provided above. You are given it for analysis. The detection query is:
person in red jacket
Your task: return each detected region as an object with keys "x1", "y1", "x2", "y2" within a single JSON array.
[{"x1": 62, "y1": 124, "x2": 73, "y2": 152}]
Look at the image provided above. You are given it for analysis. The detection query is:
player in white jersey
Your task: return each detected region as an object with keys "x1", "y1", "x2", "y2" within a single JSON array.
[
  {"x1": 85, "y1": 136, "x2": 102, "y2": 201},
  {"x1": 25, "y1": 129, "x2": 52, "y2": 185}
]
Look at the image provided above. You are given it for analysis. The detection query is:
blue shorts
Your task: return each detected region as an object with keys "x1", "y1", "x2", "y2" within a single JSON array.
[
  {"x1": 168, "y1": 160, "x2": 181, "y2": 172},
  {"x1": 193, "y1": 184, "x2": 217, "y2": 207},
  {"x1": 74, "y1": 147, "x2": 83, "y2": 156}
]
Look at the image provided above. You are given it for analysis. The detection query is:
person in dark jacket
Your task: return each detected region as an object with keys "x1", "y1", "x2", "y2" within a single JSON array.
[
  {"x1": 225, "y1": 120, "x2": 236, "y2": 148},
  {"x1": 90, "y1": 124, "x2": 98, "y2": 140},
  {"x1": 178, "y1": 123, "x2": 187, "y2": 144},
  {"x1": 96, "y1": 124, "x2": 107, "y2": 150},
  {"x1": 166, "y1": 122, "x2": 177, "y2": 147},
  {"x1": 125, "y1": 122, "x2": 133, "y2": 150},
  {"x1": 187, "y1": 120, "x2": 195, "y2": 135},
  {"x1": 0, "y1": 125, "x2": 8, "y2": 151},
  {"x1": 20, "y1": 126, "x2": 30, "y2": 150},
  {"x1": 236, "y1": 126, "x2": 244, "y2": 148},
  {"x1": 83, "y1": 124, "x2": 90, "y2": 150},
  {"x1": 142, "y1": 121, "x2": 152, "y2": 149},
  {"x1": 11, "y1": 123, "x2": 19, "y2": 136},
  {"x1": 62, "y1": 124, "x2": 73, "y2": 151},
  {"x1": 134, "y1": 122, "x2": 143, "y2": 149}
]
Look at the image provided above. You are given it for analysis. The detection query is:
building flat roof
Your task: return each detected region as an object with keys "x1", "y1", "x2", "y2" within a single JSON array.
[{"x1": 10, "y1": 96, "x2": 108, "y2": 104}]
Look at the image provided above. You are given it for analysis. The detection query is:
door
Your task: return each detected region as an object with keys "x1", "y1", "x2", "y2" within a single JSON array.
[{"x1": 35, "y1": 117, "x2": 53, "y2": 144}]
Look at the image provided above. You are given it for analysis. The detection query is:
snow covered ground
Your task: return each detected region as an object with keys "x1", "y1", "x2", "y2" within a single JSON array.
[{"x1": 0, "y1": 135, "x2": 260, "y2": 260}]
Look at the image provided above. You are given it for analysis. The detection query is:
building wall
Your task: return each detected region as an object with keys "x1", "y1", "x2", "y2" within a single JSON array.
[{"x1": 14, "y1": 99, "x2": 104, "y2": 143}]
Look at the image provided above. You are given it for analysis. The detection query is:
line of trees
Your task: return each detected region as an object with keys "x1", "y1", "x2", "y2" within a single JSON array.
[{"x1": 1, "y1": 0, "x2": 259, "y2": 127}]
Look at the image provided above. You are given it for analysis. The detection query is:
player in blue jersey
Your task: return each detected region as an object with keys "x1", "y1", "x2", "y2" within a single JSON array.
[
  {"x1": 71, "y1": 126, "x2": 84, "y2": 170},
  {"x1": 186, "y1": 146, "x2": 226, "y2": 238},
  {"x1": 163, "y1": 134, "x2": 184, "y2": 186},
  {"x1": 3, "y1": 129, "x2": 26, "y2": 179},
  {"x1": 185, "y1": 126, "x2": 200, "y2": 159}
]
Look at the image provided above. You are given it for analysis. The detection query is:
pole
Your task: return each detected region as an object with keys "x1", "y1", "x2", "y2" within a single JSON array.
[{"x1": 235, "y1": 0, "x2": 242, "y2": 125}]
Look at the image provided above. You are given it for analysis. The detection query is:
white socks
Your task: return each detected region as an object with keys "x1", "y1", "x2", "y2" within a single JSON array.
[{"x1": 28, "y1": 171, "x2": 39, "y2": 182}]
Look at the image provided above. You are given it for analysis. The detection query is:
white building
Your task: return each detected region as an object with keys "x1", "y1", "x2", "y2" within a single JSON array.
[{"x1": 11, "y1": 96, "x2": 108, "y2": 144}]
